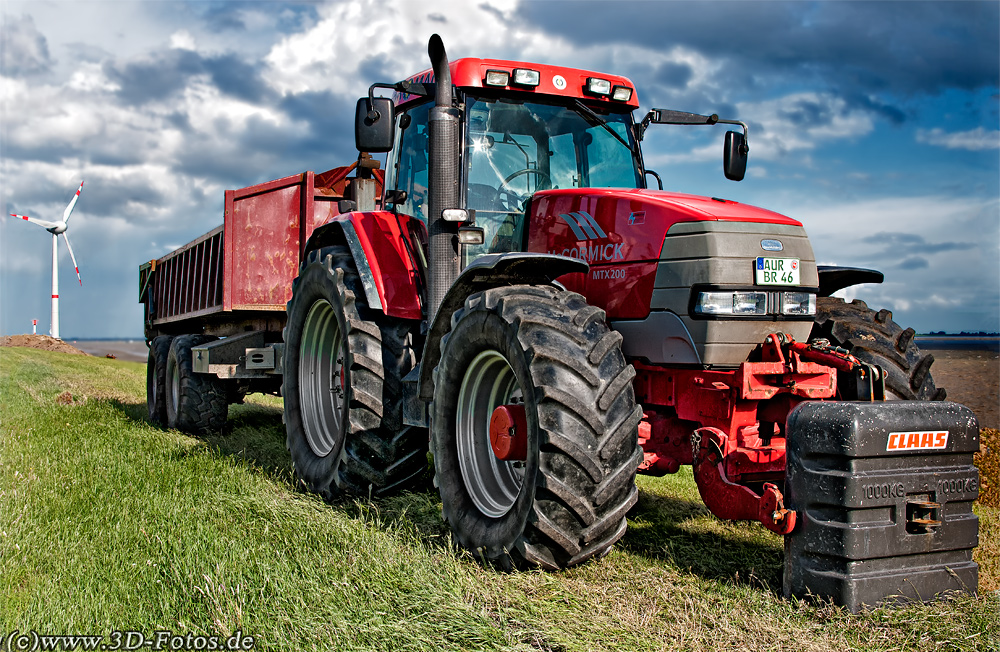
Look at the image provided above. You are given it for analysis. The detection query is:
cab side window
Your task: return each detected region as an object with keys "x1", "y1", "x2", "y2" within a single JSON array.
[{"x1": 392, "y1": 102, "x2": 432, "y2": 223}]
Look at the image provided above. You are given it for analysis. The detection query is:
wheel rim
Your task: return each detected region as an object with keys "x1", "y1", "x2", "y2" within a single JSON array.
[
  {"x1": 168, "y1": 358, "x2": 179, "y2": 418},
  {"x1": 456, "y1": 350, "x2": 525, "y2": 518},
  {"x1": 299, "y1": 300, "x2": 345, "y2": 457}
]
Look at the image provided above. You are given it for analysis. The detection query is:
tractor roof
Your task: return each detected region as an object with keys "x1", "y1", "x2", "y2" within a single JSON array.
[{"x1": 392, "y1": 57, "x2": 640, "y2": 110}]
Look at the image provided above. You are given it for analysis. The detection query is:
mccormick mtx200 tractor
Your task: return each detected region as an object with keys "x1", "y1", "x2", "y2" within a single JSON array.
[{"x1": 142, "y1": 36, "x2": 979, "y2": 611}]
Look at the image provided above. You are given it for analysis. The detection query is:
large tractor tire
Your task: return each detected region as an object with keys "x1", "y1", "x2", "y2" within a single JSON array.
[
  {"x1": 164, "y1": 334, "x2": 229, "y2": 434},
  {"x1": 146, "y1": 335, "x2": 174, "y2": 424},
  {"x1": 431, "y1": 285, "x2": 642, "y2": 570},
  {"x1": 282, "y1": 246, "x2": 427, "y2": 500},
  {"x1": 811, "y1": 297, "x2": 946, "y2": 400}
]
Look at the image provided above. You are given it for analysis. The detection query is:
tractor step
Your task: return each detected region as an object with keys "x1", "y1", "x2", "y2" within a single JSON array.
[{"x1": 783, "y1": 400, "x2": 980, "y2": 612}]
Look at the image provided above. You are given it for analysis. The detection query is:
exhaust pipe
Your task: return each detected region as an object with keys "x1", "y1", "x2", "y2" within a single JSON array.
[{"x1": 426, "y1": 34, "x2": 460, "y2": 319}]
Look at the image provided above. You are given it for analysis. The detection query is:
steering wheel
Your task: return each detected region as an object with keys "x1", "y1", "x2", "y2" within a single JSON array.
[{"x1": 493, "y1": 168, "x2": 552, "y2": 212}]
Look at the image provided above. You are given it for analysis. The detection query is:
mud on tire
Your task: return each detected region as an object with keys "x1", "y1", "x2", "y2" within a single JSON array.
[
  {"x1": 811, "y1": 297, "x2": 946, "y2": 400},
  {"x1": 165, "y1": 334, "x2": 229, "y2": 434},
  {"x1": 282, "y1": 246, "x2": 426, "y2": 500},
  {"x1": 431, "y1": 285, "x2": 642, "y2": 570}
]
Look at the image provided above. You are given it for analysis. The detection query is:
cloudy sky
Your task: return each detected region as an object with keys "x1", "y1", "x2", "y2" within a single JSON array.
[{"x1": 1, "y1": 0, "x2": 997, "y2": 339}]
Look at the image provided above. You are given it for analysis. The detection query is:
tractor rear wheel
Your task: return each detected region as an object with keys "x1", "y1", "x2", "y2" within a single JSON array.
[
  {"x1": 146, "y1": 335, "x2": 173, "y2": 424},
  {"x1": 164, "y1": 334, "x2": 229, "y2": 434},
  {"x1": 431, "y1": 285, "x2": 642, "y2": 569},
  {"x1": 811, "y1": 298, "x2": 946, "y2": 400},
  {"x1": 282, "y1": 246, "x2": 426, "y2": 500}
]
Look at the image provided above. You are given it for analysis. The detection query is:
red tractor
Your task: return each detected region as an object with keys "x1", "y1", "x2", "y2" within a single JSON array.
[{"x1": 142, "y1": 35, "x2": 979, "y2": 611}]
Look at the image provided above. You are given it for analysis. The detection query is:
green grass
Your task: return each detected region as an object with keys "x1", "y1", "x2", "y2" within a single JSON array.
[{"x1": 1, "y1": 346, "x2": 997, "y2": 651}]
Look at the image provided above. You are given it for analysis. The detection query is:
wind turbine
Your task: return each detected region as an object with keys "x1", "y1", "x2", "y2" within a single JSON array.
[{"x1": 8, "y1": 181, "x2": 85, "y2": 340}]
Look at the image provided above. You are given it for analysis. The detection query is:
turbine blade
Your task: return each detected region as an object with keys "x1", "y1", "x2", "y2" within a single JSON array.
[
  {"x1": 61, "y1": 232, "x2": 83, "y2": 285},
  {"x1": 9, "y1": 214, "x2": 60, "y2": 229},
  {"x1": 63, "y1": 181, "x2": 84, "y2": 223}
]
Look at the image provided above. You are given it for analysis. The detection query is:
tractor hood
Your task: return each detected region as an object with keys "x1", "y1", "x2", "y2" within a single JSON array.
[
  {"x1": 526, "y1": 187, "x2": 802, "y2": 265},
  {"x1": 524, "y1": 188, "x2": 809, "y2": 320}
]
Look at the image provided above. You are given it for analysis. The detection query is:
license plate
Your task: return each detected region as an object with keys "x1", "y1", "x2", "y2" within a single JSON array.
[{"x1": 755, "y1": 257, "x2": 800, "y2": 285}]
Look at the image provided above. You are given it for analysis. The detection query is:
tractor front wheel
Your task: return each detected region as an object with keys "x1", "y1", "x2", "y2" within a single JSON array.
[{"x1": 431, "y1": 286, "x2": 642, "y2": 569}]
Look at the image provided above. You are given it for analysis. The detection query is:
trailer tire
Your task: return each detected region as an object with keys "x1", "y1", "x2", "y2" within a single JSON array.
[
  {"x1": 146, "y1": 335, "x2": 173, "y2": 425},
  {"x1": 283, "y1": 246, "x2": 426, "y2": 500},
  {"x1": 164, "y1": 334, "x2": 229, "y2": 434},
  {"x1": 811, "y1": 297, "x2": 946, "y2": 400},
  {"x1": 431, "y1": 285, "x2": 642, "y2": 570}
]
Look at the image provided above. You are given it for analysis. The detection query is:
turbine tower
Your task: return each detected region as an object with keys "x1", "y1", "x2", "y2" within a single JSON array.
[{"x1": 7, "y1": 182, "x2": 85, "y2": 339}]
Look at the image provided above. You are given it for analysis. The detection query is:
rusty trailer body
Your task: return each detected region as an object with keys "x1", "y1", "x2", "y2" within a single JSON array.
[{"x1": 139, "y1": 164, "x2": 380, "y2": 338}]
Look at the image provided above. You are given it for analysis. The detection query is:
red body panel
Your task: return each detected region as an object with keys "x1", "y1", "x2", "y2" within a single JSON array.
[
  {"x1": 333, "y1": 211, "x2": 425, "y2": 320},
  {"x1": 525, "y1": 188, "x2": 802, "y2": 319},
  {"x1": 394, "y1": 58, "x2": 640, "y2": 109}
]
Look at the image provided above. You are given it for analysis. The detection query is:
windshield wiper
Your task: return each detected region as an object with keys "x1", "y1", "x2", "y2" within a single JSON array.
[{"x1": 572, "y1": 99, "x2": 633, "y2": 152}]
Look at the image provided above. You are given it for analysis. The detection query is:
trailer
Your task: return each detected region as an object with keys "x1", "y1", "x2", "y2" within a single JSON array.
[
  {"x1": 141, "y1": 35, "x2": 980, "y2": 612},
  {"x1": 140, "y1": 159, "x2": 384, "y2": 432}
]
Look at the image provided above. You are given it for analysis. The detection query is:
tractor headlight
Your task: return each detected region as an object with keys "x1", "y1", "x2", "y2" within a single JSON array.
[
  {"x1": 694, "y1": 291, "x2": 768, "y2": 315},
  {"x1": 780, "y1": 291, "x2": 816, "y2": 315},
  {"x1": 512, "y1": 68, "x2": 540, "y2": 87},
  {"x1": 611, "y1": 85, "x2": 633, "y2": 102},
  {"x1": 484, "y1": 70, "x2": 510, "y2": 87},
  {"x1": 585, "y1": 77, "x2": 612, "y2": 96}
]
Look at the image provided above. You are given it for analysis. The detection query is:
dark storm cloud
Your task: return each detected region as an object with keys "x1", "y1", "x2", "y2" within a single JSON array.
[
  {"x1": 357, "y1": 54, "x2": 394, "y2": 84},
  {"x1": 186, "y1": 0, "x2": 320, "y2": 32},
  {"x1": 862, "y1": 232, "x2": 973, "y2": 256},
  {"x1": 5, "y1": 173, "x2": 166, "y2": 220},
  {"x1": 1, "y1": 14, "x2": 53, "y2": 76},
  {"x1": 104, "y1": 49, "x2": 205, "y2": 105},
  {"x1": 105, "y1": 49, "x2": 274, "y2": 106},
  {"x1": 203, "y1": 53, "x2": 273, "y2": 103},
  {"x1": 515, "y1": 1, "x2": 999, "y2": 96},
  {"x1": 656, "y1": 61, "x2": 693, "y2": 89},
  {"x1": 274, "y1": 91, "x2": 357, "y2": 162}
]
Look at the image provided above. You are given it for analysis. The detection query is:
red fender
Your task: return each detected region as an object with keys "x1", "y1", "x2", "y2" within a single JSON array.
[{"x1": 316, "y1": 211, "x2": 426, "y2": 320}]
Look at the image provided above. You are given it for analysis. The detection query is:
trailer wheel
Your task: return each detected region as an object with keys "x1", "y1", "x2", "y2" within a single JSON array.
[
  {"x1": 811, "y1": 298, "x2": 946, "y2": 400},
  {"x1": 164, "y1": 334, "x2": 229, "y2": 434},
  {"x1": 431, "y1": 285, "x2": 642, "y2": 570},
  {"x1": 146, "y1": 335, "x2": 173, "y2": 424},
  {"x1": 283, "y1": 246, "x2": 426, "y2": 500}
]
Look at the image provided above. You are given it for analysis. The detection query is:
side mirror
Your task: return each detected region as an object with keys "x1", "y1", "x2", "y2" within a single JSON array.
[
  {"x1": 724, "y1": 130, "x2": 748, "y2": 181},
  {"x1": 355, "y1": 97, "x2": 395, "y2": 153}
]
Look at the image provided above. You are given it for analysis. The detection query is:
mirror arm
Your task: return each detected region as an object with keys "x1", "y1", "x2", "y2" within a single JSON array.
[
  {"x1": 716, "y1": 119, "x2": 750, "y2": 153},
  {"x1": 645, "y1": 169, "x2": 663, "y2": 190},
  {"x1": 366, "y1": 83, "x2": 399, "y2": 121}
]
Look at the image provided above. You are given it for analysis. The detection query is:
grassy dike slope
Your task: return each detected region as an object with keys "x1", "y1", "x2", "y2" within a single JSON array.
[{"x1": 1, "y1": 347, "x2": 997, "y2": 651}]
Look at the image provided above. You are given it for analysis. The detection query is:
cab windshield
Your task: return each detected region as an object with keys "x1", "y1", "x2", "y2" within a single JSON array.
[{"x1": 463, "y1": 96, "x2": 641, "y2": 257}]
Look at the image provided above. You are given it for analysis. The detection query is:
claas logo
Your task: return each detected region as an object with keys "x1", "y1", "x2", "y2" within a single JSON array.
[{"x1": 886, "y1": 431, "x2": 949, "y2": 451}]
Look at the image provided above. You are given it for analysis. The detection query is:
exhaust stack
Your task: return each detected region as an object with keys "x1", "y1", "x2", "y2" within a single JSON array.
[{"x1": 426, "y1": 34, "x2": 461, "y2": 318}]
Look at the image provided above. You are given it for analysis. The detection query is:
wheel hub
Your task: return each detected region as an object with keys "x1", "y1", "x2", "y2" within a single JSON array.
[{"x1": 489, "y1": 404, "x2": 527, "y2": 461}]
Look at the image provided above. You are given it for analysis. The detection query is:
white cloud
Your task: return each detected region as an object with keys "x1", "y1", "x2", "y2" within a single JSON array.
[
  {"x1": 169, "y1": 30, "x2": 196, "y2": 51},
  {"x1": 916, "y1": 127, "x2": 1000, "y2": 151}
]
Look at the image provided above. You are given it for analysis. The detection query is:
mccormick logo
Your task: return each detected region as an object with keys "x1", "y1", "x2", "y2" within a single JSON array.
[
  {"x1": 549, "y1": 211, "x2": 624, "y2": 263},
  {"x1": 558, "y1": 211, "x2": 607, "y2": 240},
  {"x1": 886, "y1": 431, "x2": 949, "y2": 451}
]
